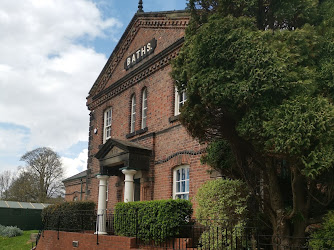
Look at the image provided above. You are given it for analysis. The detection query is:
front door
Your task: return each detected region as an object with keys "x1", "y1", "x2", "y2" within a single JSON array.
[{"x1": 134, "y1": 178, "x2": 140, "y2": 201}]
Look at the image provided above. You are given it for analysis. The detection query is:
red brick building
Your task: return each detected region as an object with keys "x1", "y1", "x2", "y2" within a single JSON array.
[{"x1": 64, "y1": 5, "x2": 214, "y2": 225}]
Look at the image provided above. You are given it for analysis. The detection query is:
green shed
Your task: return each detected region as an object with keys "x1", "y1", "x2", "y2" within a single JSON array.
[{"x1": 0, "y1": 200, "x2": 50, "y2": 230}]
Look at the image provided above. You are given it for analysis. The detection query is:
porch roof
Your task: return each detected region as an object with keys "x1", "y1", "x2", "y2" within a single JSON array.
[{"x1": 95, "y1": 138, "x2": 152, "y2": 176}]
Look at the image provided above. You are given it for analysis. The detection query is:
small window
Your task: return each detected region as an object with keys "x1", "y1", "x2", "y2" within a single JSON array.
[
  {"x1": 174, "y1": 87, "x2": 187, "y2": 116},
  {"x1": 103, "y1": 108, "x2": 112, "y2": 143},
  {"x1": 130, "y1": 95, "x2": 136, "y2": 133},
  {"x1": 173, "y1": 165, "x2": 190, "y2": 200},
  {"x1": 141, "y1": 88, "x2": 147, "y2": 129}
]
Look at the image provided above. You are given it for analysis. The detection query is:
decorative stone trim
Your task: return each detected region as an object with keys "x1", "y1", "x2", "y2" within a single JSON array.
[
  {"x1": 89, "y1": 14, "x2": 189, "y2": 97},
  {"x1": 126, "y1": 127, "x2": 148, "y2": 139},
  {"x1": 155, "y1": 149, "x2": 206, "y2": 165},
  {"x1": 88, "y1": 43, "x2": 182, "y2": 110},
  {"x1": 168, "y1": 115, "x2": 179, "y2": 123},
  {"x1": 64, "y1": 190, "x2": 85, "y2": 196}
]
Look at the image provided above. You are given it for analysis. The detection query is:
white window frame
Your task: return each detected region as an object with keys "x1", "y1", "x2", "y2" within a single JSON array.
[
  {"x1": 173, "y1": 165, "x2": 190, "y2": 200},
  {"x1": 130, "y1": 95, "x2": 136, "y2": 133},
  {"x1": 174, "y1": 87, "x2": 187, "y2": 116},
  {"x1": 103, "y1": 108, "x2": 112, "y2": 143},
  {"x1": 141, "y1": 88, "x2": 147, "y2": 129}
]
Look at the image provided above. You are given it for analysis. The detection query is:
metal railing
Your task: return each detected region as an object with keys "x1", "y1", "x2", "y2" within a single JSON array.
[{"x1": 40, "y1": 211, "x2": 334, "y2": 249}]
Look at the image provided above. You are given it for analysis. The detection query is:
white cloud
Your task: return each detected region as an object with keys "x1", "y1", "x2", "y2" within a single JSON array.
[
  {"x1": 62, "y1": 149, "x2": 88, "y2": 178},
  {"x1": 0, "y1": 127, "x2": 29, "y2": 157},
  {"x1": 0, "y1": 0, "x2": 122, "y2": 154}
]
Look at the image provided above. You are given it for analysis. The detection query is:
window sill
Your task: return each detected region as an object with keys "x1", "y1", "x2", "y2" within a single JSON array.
[
  {"x1": 169, "y1": 115, "x2": 180, "y2": 123},
  {"x1": 126, "y1": 127, "x2": 148, "y2": 139}
]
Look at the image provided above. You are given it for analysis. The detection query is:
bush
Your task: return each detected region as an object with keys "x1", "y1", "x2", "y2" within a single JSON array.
[
  {"x1": 0, "y1": 225, "x2": 23, "y2": 237},
  {"x1": 114, "y1": 199, "x2": 193, "y2": 243},
  {"x1": 41, "y1": 201, "x2": 96, "y2": 232},
  {"x1": 309, "y1": 210, "x2": 334, "y2": 249},
  {"x1": 195, "y1": 179, "x2": 249, "y2": 249}
]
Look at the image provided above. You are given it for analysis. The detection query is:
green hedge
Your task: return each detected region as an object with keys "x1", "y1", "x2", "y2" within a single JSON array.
[
  {"x1": 195, "y1": 179, "x2": 249, "y2": 249},
  {"x1": 114, "y1": 199, "x2": 193, "y2": 243},
  {"x1": 41, "y1": 201, "x2": 96, "y2": 232}
]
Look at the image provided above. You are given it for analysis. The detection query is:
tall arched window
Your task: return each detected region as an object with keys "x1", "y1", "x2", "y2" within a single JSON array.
[
  {"x1": 141, "y1": 88, "x2": 147, "y2": 129},
  {"x1": 130, "y1": 95, "x2": 136, "y2": 133}
]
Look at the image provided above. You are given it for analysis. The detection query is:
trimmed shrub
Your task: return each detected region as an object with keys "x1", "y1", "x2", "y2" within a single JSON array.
[
  {"x1": 309, "y1": 210, "x2": 334, "y2": 249},
  {"x1": 0, "y1": 224, "x2": 23, "y2": 237},
  {"x1": 41, "y1": 201, "x2": 96, "y2": 232},
  {"x1": 114, "y1": 199, "x2": 193, "y2": 243},
  {"x1": 195, "y1": 179, "x2": 249, "y2": 249}
]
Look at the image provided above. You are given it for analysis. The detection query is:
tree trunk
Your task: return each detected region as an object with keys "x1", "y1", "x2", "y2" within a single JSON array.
[
  {"x1": 266, "y1": 164, "x2": 308, "y2": 249},
  {"x1": 266, "y1": 163, "x2": 291, "y2": 249},
  {"x1": 290, "y1": 166, "x2": 308, "y2": 248}
]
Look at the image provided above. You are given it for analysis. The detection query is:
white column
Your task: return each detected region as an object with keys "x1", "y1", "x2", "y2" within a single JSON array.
[
  {"x1": 122, "y1": 169, "x2": 137, "y2": 202},
  {"x1": 95, "y1": 175, "x2": 108, "y2": 235}
]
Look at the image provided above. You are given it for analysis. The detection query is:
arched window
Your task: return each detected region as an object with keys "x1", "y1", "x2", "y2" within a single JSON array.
[
  {"x1": 130, "y1": 95, "x2": 136, "y2": 133},
  {"x1": 141, "y1": 88, "x2": 147, "y2": 129},
  {"x1": 103, "y1": 108, "x2": 112, "y2": 143},
  {"x1": 173, "y1": 165, "x2": 190, "y2": 200}
]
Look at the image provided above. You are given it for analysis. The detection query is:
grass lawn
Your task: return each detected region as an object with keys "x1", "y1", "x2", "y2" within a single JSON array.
[{"x1": 0, "y1": 230, "x2": 38, "y2": 250}]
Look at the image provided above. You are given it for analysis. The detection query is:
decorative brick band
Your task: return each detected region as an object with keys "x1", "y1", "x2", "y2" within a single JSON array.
[
  {"x1": 139, "y1": 19, "x2": 188, "y2": 29},
  {"x1": 88, "y1": 40, "x2": 183, "y2": 109},
  {"x1": 155, "y1": 149, "x2": 206, "y2": 165},
  {"x1": 64, "y1": 190, "x2": 85, "y2": 196}
]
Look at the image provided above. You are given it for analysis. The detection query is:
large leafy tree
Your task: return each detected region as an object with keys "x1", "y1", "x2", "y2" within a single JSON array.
[
  {"x1": 6, "y1": 171, "x2": 39, "y2": 202},
  {"x1": 20, "y1": 147, "x2": 64, "y2": 202},
  {"x1": 172, "y1": 0, "x2": 334, "y2": 246}
]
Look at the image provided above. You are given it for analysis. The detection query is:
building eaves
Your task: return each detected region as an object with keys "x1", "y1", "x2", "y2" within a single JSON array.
[{"x1": 62, "y1": 170, "x2": 87, "y2": 183}]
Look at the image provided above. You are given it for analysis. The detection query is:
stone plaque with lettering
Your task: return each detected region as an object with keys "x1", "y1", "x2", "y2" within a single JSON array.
[{"x1": 124, "y1": 38, "x2": 157, "y2": 70}]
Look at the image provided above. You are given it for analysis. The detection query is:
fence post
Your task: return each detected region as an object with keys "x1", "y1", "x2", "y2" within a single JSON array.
[
  {"x1": 57, "y1": 214, "x2": 60, "y2": 240},
  {"x1": 42, "y1": 216, "x2": 46, "y2": 238},
  {"x1": 135, "y1": 208, "x2": 139, "y2": 245},
  {"x1": 257, "y1": 228, "x2": 260, "y2": 250},
  {"x1": 81, "y1": 212, "x2": 84, "y2": 232},
  {"x1": 96, "y1": 215, "x2": 99, "y2": 245}
]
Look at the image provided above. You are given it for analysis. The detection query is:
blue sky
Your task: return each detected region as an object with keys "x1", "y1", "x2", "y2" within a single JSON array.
[{"x1": 0, "y1": 0, "x2": 187, "y2": 178}]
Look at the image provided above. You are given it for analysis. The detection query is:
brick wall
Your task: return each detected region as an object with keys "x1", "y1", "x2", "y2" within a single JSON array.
[
  {"x1": 65, "y1": 11, "x2": 214, "y2": 214},
  {"x1": 36, "y1": 231, "x2": 191, "y2": 250},
  {"x1": 64, "y1": 179, "x2": 87, "y2": 202},
  {"x1": 36, "y1": 231, "x2": 138, "y2": 250}
]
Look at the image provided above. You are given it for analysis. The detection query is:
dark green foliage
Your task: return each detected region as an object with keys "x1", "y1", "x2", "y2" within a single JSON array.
[
  {"x1": 263, "y1": 96, "x2": 334, "y2": 178},
  {"x1": 114, "y1": 199, "x2": 192, "y2": 243},
  {"x1": 309, "y1": 211, "x2": 334, "y2": 248},
  {"x1": 41, "y1": 201, "x2": 95, "y2": 232},
  {"x1": 201, "y1": 139, "x2": 236, "y2": 177},
  {"x1": 187, "y1": 0, "x2": 319, "y2": 31},
  {"x1": 172, "y1": 0, "x2": 334, "y2": 242}
]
